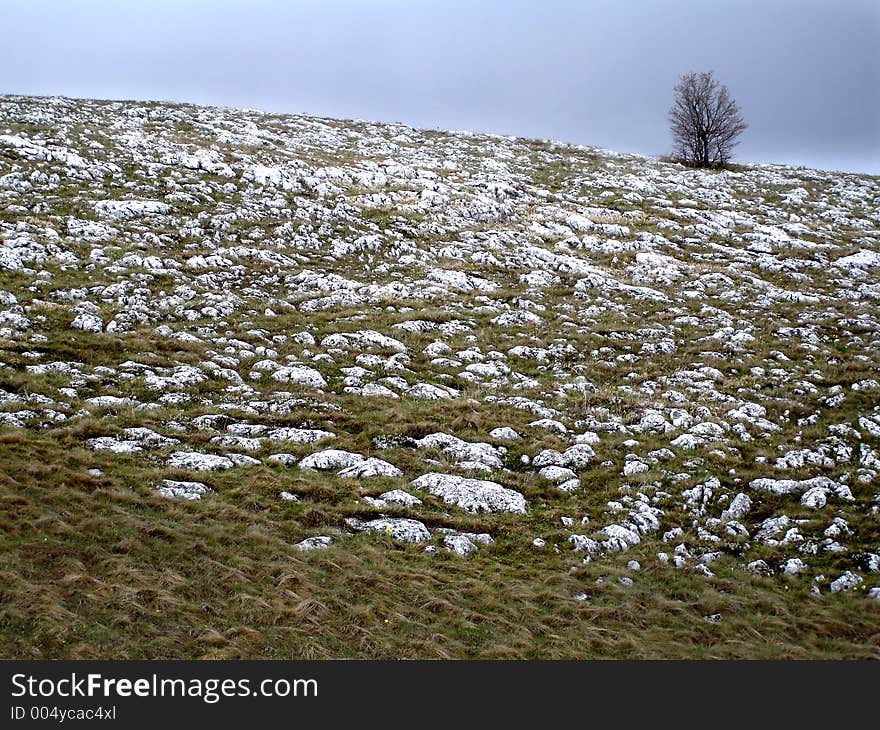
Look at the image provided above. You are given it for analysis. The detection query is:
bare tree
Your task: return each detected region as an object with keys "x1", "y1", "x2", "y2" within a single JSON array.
[{"x1": 669, "y1": 71, "x2": 747, "y2": 168}]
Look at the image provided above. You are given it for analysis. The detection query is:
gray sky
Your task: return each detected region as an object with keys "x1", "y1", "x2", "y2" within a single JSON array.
[{"x1": 2, "y1": 0, "x2": 878, "y2": 174}]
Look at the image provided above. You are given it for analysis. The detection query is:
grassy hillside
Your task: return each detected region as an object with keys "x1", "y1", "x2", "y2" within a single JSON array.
[{"x1": 1, "y1": 95, "x2": 878, "y2": 658}]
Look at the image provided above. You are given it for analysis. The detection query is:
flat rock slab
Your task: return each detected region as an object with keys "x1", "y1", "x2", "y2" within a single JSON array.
[
  {"x1": 294, "y1": 536, "x2": 334, "y2": 551},
  {"x1": 347, "y1": 517, "x2": 431, "y2": 544},
  {"x1": 299, "y1": 449, "x2": 365, "y2": 471},
  {"x1": 155, "y1": 479, "x2": 213, "y2": 500},
  {"x1": 270, "y1": 366, "x2": 327, "y2": 388},
  {"x1": 338, "y1": 457, "x2": 402, "y2": 478},
  {"x1": 411, "y1": 472, "x2": 527, "y2": 514},
  {"x1": 749, "y1": 476, "x2": 853, "y2": 501},
  {"x1": 168, "y1": 451, "x2": 235, "y2": 471}
]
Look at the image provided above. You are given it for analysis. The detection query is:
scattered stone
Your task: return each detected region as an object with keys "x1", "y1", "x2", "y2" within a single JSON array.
[
  {"x1": 167, "y1": 451, "x2": 235, "y2": 471},
  {"x1": 568, "y1": 534, "x2": 601, "y2": 555},
  {"x1": 88, "y1": 437, "x2": 143, "y2": 454},
  {"x1": 781, "y1": 558, "x2": 807, "y2": 577},
  {"x1": 489, "y1": 427, "x2": 520, "y2": 440},
  {"x1": 443, "y1": 534, "x2": 479, "y2": 557},
  {"x1": 748, "y1": 476, "x2": 849, "y2": 499},
  {"x1": 5, "y1": 93, "x2": 880, "y2": 632},
  {"x1": 747, "y1": 560, "x2": 771, "y2": 576},
  {"x1": 299, "y1": 449, "x2": 365, "y2": 471},
  {"x1": 348, "y1": 517, "x2": 431, "y2": 544},
  {"x1": 830, "y1": 571, "x2": 863, "y2": 593},
  {"x1": 338, "y1": 457, "x2": 402, "y2": 478},
  {"x1": 411, "y1": 472, "x2": 527, "y2": 514},
  {"x1": 267, "y1": 453, "x2": 299, "y2": 467},
  {"x1": 155, "y1": 479, "x2": 213, "y2": 500},
  {"x1": 270, "y1": 366, "x2": 327, "y2": 388},
  {"x1": 70, "y1": 313, "x2": 103, "y2": 333},
  {"x1": 721, "y1": 493, "x2": 751, "y2": 522},
  {"x1": 294, "y1": 536, "x2": 333, "y2": 551}
]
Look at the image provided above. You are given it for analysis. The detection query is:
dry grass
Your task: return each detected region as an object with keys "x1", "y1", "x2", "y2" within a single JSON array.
[
  {"x1": 2, "y1": 94, "x2": 880, "y2": 659},
  {"x1": 1, "y1": 427, "x2": 878, "y2": 660}
]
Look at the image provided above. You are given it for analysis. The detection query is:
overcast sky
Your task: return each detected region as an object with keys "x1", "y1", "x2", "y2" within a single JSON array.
[{"x1": 2, "y1": 0, "x2": 878, "y2": 174}]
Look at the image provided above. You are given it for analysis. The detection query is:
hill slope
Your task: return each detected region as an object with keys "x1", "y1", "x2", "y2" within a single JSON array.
[{"x1": 1, "y1": 94, "x2": 879, "y2": 658}]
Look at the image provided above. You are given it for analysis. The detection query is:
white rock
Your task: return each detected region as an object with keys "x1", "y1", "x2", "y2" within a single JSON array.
[
  {"x1": 88, "y1": 437, "x2": 143, "y2": 454},
  {"x1": 721, "y1": 493, "x2": 751, "y2": 522},
  {"x1": 830, "y1": 571, "x2": 862, "y2": 593},
  {"x1": 168, "y1": 451, "x2": 235, "y2": 471},
  {"x1": 443, "y1": 534, "x2": 479, "y2": 557},
  {"x1": 122, "y1": 427, "x2": 180, "y2": 448},
  {"x1": 345, "y1": 383, "x2": 400, "y2": 398},
  {"x1": 338, "y1": 457, "x2": 402, "y2": 478},
  {"x1": 71, "y1": 313, "x2": 103, "y2": 333},
  {"x1": 489, "y1": 427, "x2": 520, "y2": 440},
  {"x1": 321, "y1": 330, "x2": 406, "y2": 353},
  {"x1": 833, "y1": 249, "x2": 880, "y2": 270},
  {"x1": 85, "y1": 396, "x2": 136, "y2": 408},
  {"x1": 781, "y1": 558, "x2": 806, "y2": 576},
  {"x1": 226, "y1": 453, "x2": 261, "y2": 467},
  {"x1": 210, "y1": 435, "x2": 263, "y2": 451},
  {"x1": 294, "y1": 536, "x2": 333, "y2": 551},
  {"x1": 299, "y1": 449, "x2": 365, "y2": 471},
  {"x1": 267, "y1": 453, "x2": 299, "y2": 466},
  {"x1": 94, "y1": 199, "x2": 170, "y2": 219},
  {"x1": 532, "y1": 449, "x2": 564, "y2": 467},
  {"x1": 561, "y1": 444, "x2": 596, "y2": 468},
  {"x1": 557, "y1": 478, "x2": 581, "y2": 492},
  {"x1": 264, "y1": 427, "x2": 336, "y2": 444},
  {"x1": 623, "y1": 460, "x2": 649, "y2": 477},
  {"x1": 600, "y1": 524, "x2": 641, "y2": 551},
  {"x1": 749, "y1": 476, "x2": 844, "y2": 496},
  {"x1": 155, "y1": 479, "x2": 213, "y2": 500},
  {"x1": 354, "y1": 517, "x2": 431, "y2": 544},
  {"x1": 539, "y1": 465, "x2": 577, "y2": 483},
  {"x1": 374, "y1": 489, "x2": 422, "y2": 507},
  {"x1": 746, "y1": 559, "x2": 771, "y2": 575},
  {"x1": 408, "y1": 382, "x2": 459, "y2": 399},
  {"x1": 270, "y1": 366, "x2": 327, "y2": 388},
  {"x1": 414, "y1": 432, "x2": 505, "y2": 470},
  {"x1": 568, "y1": 535, "x2": 601, "y2": 555},
  {"x1": 411, "y1": 472, "x2": 527, "y2": 514},
  {"x1": 800, "y1": 486, "x2": 828, "y2": 510},
  {"x1": 528, "y1": 418, "x2": 568, "y2": 434}
]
